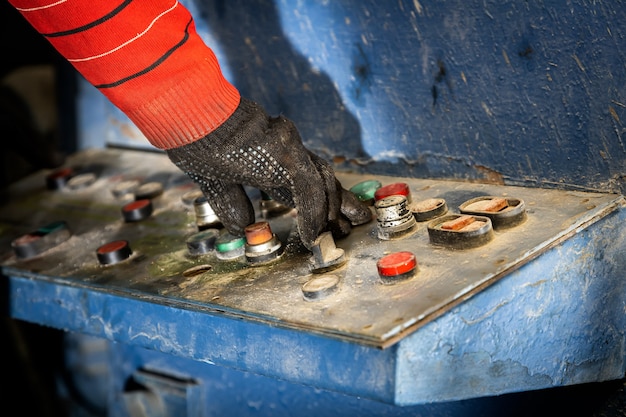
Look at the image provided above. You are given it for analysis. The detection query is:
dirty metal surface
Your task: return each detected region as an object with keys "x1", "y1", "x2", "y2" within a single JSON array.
[{"x1": 0, "y1": 148, "x2": 622, "y2": 348}]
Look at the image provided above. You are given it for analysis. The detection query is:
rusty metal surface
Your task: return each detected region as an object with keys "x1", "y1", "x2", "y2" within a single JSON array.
[{"x1": 0, "y1": 148, "x2": 622, "y2": 348}]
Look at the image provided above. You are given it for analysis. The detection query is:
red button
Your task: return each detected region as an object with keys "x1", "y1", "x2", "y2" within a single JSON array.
[
  {"x1": 122, "y1": 199, "x2": 153, "y2": 222},
  {"x1": 96, "y1": 240, "x2": 132, "y2": 265},
  {"x1": 97, "y1": 240, "x2": 128, "y2": 254},
  {"x1": 377, "y1": 251, "x2": 417, "y2": 277},
  {"x1": 45, "y1": 167, "x2": 74, "y2": 190},
  {"x1": 374, "y1": 182, "x2": 410, "y2": 201},
  {"x1": 123, "y1": 199, "x2": 150, "y2": 212}
]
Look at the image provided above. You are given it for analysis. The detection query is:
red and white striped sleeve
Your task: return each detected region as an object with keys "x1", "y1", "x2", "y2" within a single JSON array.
[{"x1": 9, "y1": 0, "x2": 241, "y2": 150}]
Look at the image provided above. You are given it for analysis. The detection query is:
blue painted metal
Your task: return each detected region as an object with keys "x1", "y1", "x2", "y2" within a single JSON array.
[
  {"x1": 394, "y1": 207, "x2": 626, "y2": 403},
  {"x1": 90, "y1": 0, "x2": 626, "y2": 194},
  {"x1": 6, "y1": 202, "x2": 626, "y2": 408},
  {"x1": 9, "y1": 0, "x2": 626, "y2": 414}
]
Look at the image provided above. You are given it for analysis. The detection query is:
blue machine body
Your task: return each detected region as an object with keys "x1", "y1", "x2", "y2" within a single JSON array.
[
  {"x1": 3, "y1": 1, "x2": 626, "y2": 416},
  {"x1": 6, "y1": 199, "x2": 626, "y2": 415}
]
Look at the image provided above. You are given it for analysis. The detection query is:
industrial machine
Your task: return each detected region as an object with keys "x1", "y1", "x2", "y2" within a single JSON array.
[{"x1": 2, "y1": 1, "x2": 626, "y2": 416}]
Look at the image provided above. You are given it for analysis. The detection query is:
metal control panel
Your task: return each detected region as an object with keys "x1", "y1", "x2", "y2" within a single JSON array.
[{"x1": 1, "y1": 148, "x2": 622, "y2": 349}]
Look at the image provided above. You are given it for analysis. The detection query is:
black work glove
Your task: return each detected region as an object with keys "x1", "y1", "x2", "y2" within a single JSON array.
[{"x1": 166, "y1": 98, "x2": 372, "y2": 250}]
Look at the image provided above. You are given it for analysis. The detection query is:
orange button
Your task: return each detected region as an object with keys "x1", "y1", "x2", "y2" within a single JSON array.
[
  {"x1": 464, "y1": 197, "x2": 508, "y2": 213},
  {"x1": 441, "y1": 215, "x2": 475, "y2": 230},
  {"x1": 244, "y1": 222, "x2": 274, "y2": 245}
]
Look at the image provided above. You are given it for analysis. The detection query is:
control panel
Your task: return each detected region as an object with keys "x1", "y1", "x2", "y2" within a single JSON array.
[{"x1": 0, "y1": 148, "x2": 621, "y2": 348}]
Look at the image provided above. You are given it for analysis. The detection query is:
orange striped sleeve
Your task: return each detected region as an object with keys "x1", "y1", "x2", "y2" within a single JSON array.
[{"x1": 9, "y1": 0, "x2": 241, "y2": 149}]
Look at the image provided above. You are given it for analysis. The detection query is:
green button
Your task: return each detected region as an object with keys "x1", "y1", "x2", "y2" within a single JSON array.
[
  {"x1": 350, "y1": 180, "x2": 382, "y2": 202},
  {"x1": 215, "y1": 232, "x2": 246, "y2": 253},
  {"x1": 38, "y1": 220, "x2": 68, "y2": 234}
]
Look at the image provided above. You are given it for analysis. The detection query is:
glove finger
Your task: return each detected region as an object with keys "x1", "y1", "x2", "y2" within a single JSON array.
[
  {"x1": 286, "y1": 168, "x2": 329, "y2": 249},
  {"x1": 307, "y1": 150, "x2": 372, "y2": 227},
  {"x1": 305, "y1": 149, "x2": 341, "y2": 222},
  {"x1": 261, "y1": 117, "x2": 329, "y2": 248},
  {"x1": 340, "y1": 185, "x2": 373, "y2": 226},
  {"x1": 317, "y1": 181, "x2": 372, "y2": 240},
  {"x1": 198, "y1": 178, "x2": 255, "y2": 237}
]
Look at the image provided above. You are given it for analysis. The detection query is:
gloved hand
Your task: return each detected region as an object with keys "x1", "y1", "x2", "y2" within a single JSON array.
[{"x1": 166, "y1": 98, "x2": 372, "y2": 250}]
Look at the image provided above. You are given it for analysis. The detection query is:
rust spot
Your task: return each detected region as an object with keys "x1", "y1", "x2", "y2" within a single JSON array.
[
  {"x1": 475, "y1": 165, "x2": 505, "y2": 185},
  {"x1": 518, "y1": 46, "x2": 534, "y2": 58},
  {"x1": 333, "y1": 155, "x2": 347, "y2": 164},
  {"x1": 609, "y1": 106, "x2": 621, "y2": 124}
]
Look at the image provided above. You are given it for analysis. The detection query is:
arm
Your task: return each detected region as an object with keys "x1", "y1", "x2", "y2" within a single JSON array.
[
  {"x1": 8, "y1": 0, "x2": 239, "y2": 149},
  {"x1": 9, "y1": 0, "x2": 371, "y2": 249}
]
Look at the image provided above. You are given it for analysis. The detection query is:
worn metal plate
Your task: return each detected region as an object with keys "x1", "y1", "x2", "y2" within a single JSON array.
[{"x1": 0, "y1": 148, "x2": 622, "y2": 348}]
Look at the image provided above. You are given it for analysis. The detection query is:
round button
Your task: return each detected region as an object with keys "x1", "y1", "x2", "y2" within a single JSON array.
[
  {"x1": 46, "y1": 167, "x2": 74, "y2": 190},
  {"x1": 244, "y1": 222, "x2": 274, "y2": 245},
  {"x1": 11, "y1": 220, "x2": 71, "y2": 259},
  {"x1": 67, "y1": 172, "x2": 97, "y2": 190},
  {"x1": 376, "y1": 251, "x2": 417, "y2": 283},
  {"x1": 409, "y1": 198, "x2": 448, "y2": 222},
  {"x1": 186, "y1": 229, "x2": 220, "y2": 256},
  {"x1": 215, "y1": 232, "x2": 245, "y2": 260},
  {"x1": 374, "y1": 195, "x2": 416, "y2": 240},
  {"x1": 111, "y1": 180, "x2": 140, "y2": 198},
  {"x1": 96, "y1": 240, "x2": 132, "y2": 265},
  {"x1": 122, "y1": 199, "x2": 153, "y2": 222},
  {"x1": 374, "y1": 182, "x2": 411, "y2": 202},
  {"x1": 181, "y1": 189, "x2": 203, "y2": 205},
  {"x1": 135, "y1": 182, "x2": 163, "y2": 200},
  {"x1": 302, "y1": 275, "x2": 340, "y2": 301},
  {"x1": 193, "y1": 196, "x2": 221, "y2": 230},
  {"x1": 349, "y1": 180, "x2": 382, "y2": 204}
]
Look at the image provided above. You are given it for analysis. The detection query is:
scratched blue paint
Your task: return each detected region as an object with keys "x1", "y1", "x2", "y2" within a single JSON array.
[
  {"x1": 83, "y1": 0, "x2": 626, "y2": 193},
  {"x1": 7, "y1": 205, "x2": 626, "y2": 408},
  {"x1": 395, "y1": 208, "x2": 626, "y2": 404}
]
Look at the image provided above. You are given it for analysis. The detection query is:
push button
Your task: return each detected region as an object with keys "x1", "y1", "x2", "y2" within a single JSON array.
[
  {"x1": 193, "y1": 196, "x2": 221, "y2": 230},
  {"x1": 134, "y1": 182, "x2": 164, "y2": 200},
  {"x1": 427, "y1": 214, "x2": 494, "y2": 249},
  {"x1": 45, "y1": 167, "x2": 74, "y2": 190},
  {"x1": 377, "y1": 251, "x2": 418, "y2": 284},
  {"x1": 374, "y1": 182, "x2": 412, "y2": 203},
  {"x1": 215, "y1": 232, "x2": 245, "y2": 260},
  {"x1": 186, "y1": 229, "x2": 220, "y2": 256},
  {"x1": 459, "y1": 196, "x2": 527, "y2": 229},
  {"x1": 350, "y1": 179, "x2": 382, "y2": 205},
  {"x1": 244, "y1": 221, "x2": 283, "y2": 265},
  {"x1": 302, "y1": 275, "x2": 340, "y2": 301},
  {"x1": 375, "y1": 195, "x2": 417, "y2": 240},
  {"x1": 122, "y1": 199, "x2": 153, "y2": 222},
  {"x1": 309, "y1": 232, "x2": 346, "y2": 273},
  {"x1": 11, "y1": 220, "x2": 71, "y2": 259},
  {"x1": 409, "y1": 197, "x2": 448, "y2": 222},
  {"x1": 96, "y1": 240, "x2": 132, "y2": 265}
]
